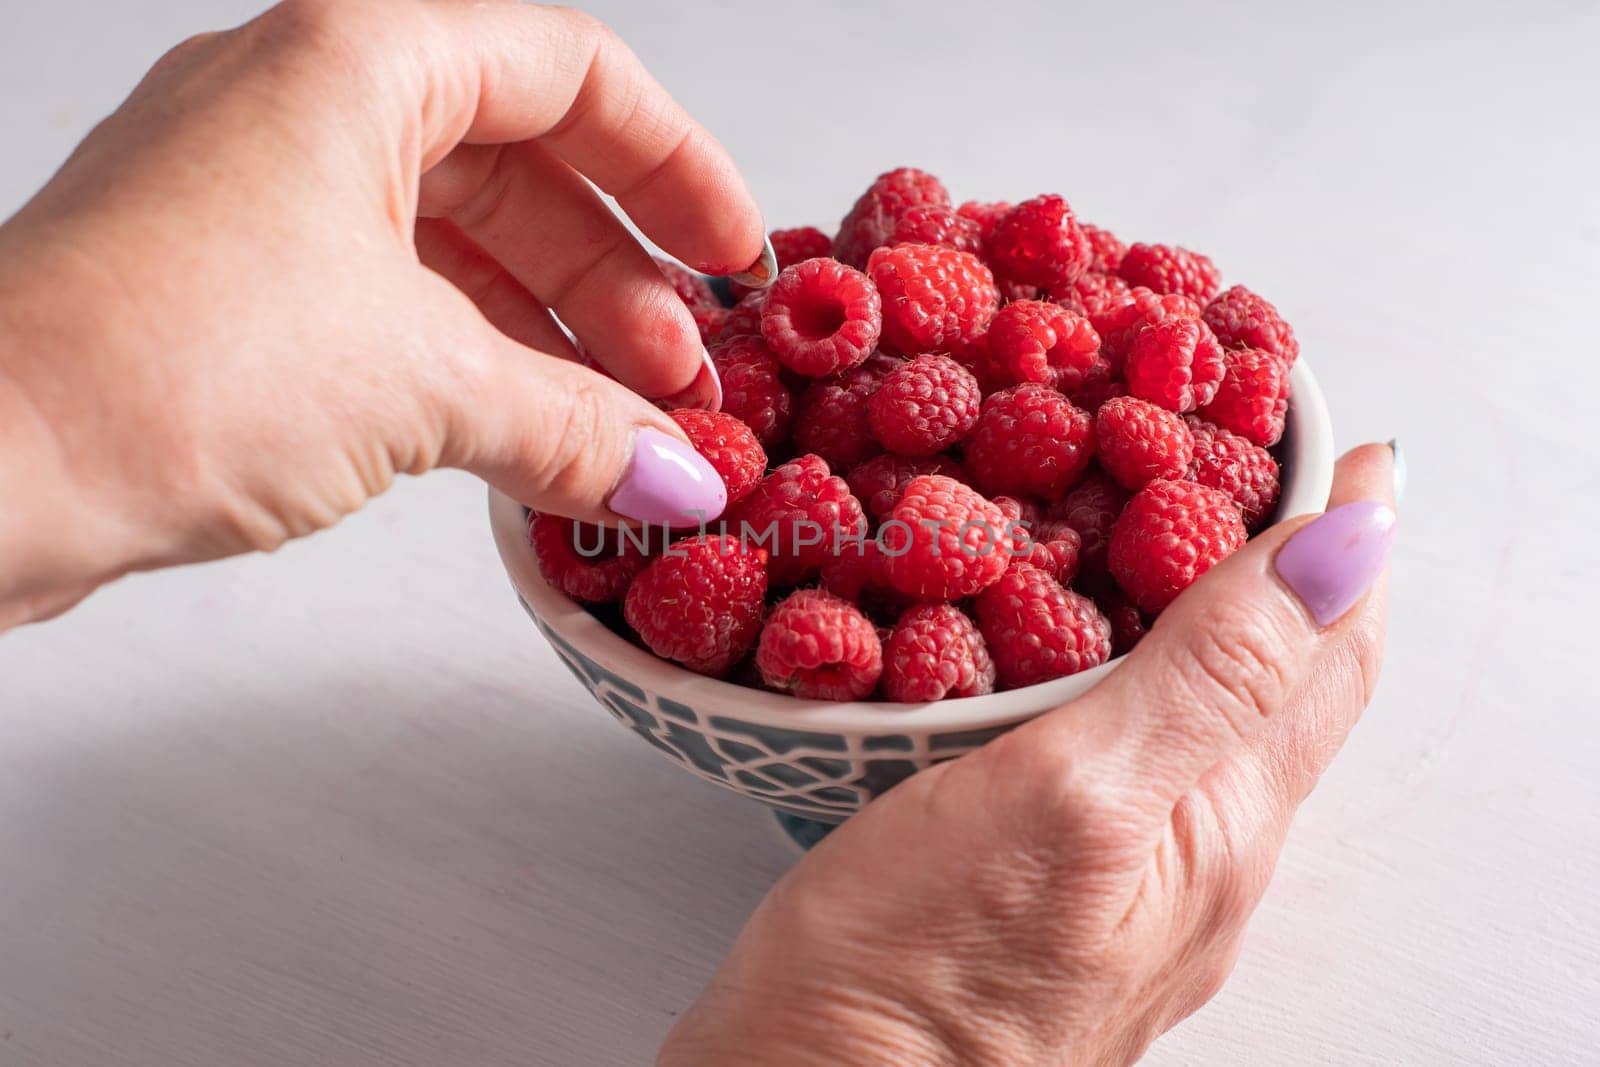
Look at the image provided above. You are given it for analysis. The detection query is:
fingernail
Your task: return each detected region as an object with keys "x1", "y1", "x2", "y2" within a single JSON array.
[
  {"x1": 654, "y1": 350, "x2": 722, "y2": 412},
  {"x1": 684, "y1": 349, "x2": 724, "y2": 411},
  {"x1": 608, "y1": 427, "x2": 727, "y2": 526},
  {"x1": 727, "y1": 235, "x2": 778, "y2": 289},
  {"x1": 1388, "y1": 438, "x2": 1406, "y2": 504},
  {"x1": 1274, "y1": 501, "x2": 1397, "y2": 627}
]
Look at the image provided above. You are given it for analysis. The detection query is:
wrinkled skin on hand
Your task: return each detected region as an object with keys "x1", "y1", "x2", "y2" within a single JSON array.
[
  {"x1": 663, "y1": 447, "x2": 1394, "y2": 1066},
  {"x1": 0, "y1": 5, "x2": 1394, "y2": 1062},
  {"x1": 0, "y1": 0, "x2": 761, "y2": 627}
]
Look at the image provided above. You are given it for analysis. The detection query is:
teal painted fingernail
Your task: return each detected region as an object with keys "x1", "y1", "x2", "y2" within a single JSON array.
[{"x1": 1388, "y1": 438, "x2": 1406, "y2": 504}]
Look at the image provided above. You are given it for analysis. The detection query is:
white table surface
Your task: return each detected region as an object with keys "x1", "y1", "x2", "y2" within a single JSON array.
[{"x1": 3, "y1": 1, "x2": 1598, "y2": 1063}]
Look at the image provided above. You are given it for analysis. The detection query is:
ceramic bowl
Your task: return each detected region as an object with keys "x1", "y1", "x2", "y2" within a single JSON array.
[{"x1": 490, "y1": 359, "x2": 1335, "y2": 824}]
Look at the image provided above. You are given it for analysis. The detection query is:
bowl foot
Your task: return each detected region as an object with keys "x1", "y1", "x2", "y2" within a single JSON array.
[{"x1": 772, "y1": 810, "x2": 840, "y2": 851}]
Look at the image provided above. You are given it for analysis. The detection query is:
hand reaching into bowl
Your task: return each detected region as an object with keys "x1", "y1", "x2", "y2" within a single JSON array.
[
  {"x1": 663, "y1": 444, "x2": 1396, "y2": 1065},
  {"x1": 0, "y1": 0, "x2": 750, "y2": 630},
  {"x1": 0, "y1": 2, "x2": 1398, "y2": 1062}
]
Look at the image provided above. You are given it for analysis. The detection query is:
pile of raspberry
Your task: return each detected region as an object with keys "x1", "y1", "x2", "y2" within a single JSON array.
[{"x1": 532, "y1": 167, "x2": 1299, "y2": 703}]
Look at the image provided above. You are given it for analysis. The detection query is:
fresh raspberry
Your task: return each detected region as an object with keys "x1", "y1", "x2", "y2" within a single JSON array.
[
  {"x1": 990, "y1": 494, "x2": 1045, "y2": 533},
  {"x1": 760, "y1": 257, "x2": 883, "y2": 376},
  {"x1": 985, "y1": 194, "x2": 1092, "y2": 290},
  {"x1": 692, "y1": 306, "x2": 729, "y2": 344},
  {"x1": 982, "y1": 299, "x2": 1102, "y2": 392},
  {"x1": 1095, "y1": 587, "x2": 1147, "y2": 656},
  {"x1": 1124, "y1": 316, "x2": 1226, "y2": 413},
  {"x1": 1066, "y1": 357, "x2": 1127, "y2": 413},
  {"x1": 1199, "y1": 345, "x2": 1289, "y2": 447},
  {"x1": 881, "y1": 603, "x2": 996, "y2": 702},
  {"x1": 997, "y1": 277, "x2": 1044, "y2": 304},
  {"x1": 1202, "y1": 285, "x2": 1299, "y2": 366},
  {"x1": 710, "y1": 335, "x2": 795, "y2": 449},
  {"x1": 730, "y1": 227, "x2": 834, "y2": 299},
  {"x1": 727, "y1": 454, "x2": 866, "y2": 587},
  {"x1": 963, "y1": 384, "x2": 1096, "y2": 501},
  {"x1": 772, "y1": 226, "x2": 835, "y2": 267},
  {"x1": 867, "y1": 243, "x2": 1000, "y2": 357},
  {"x1": 890, "y1": 205, "x2": 984, "y2": 255},
  {"x1": 623, "y1": 534, "x2": 767, "y2": 676},
  {"x1": 833, "y1": 167, "x2": 951, "y2": 269},
  {"x1": 755, "y1": 589, "x2": 884, "y2": 701},
  {"x1": 880, "y1": 475, "x2": 1014, "y2": 600},
  {"x1": 846, "y1": 453, "x2": 963, "y2": 521},
  {"x1": 1089, "y1": 286, "x2": 1203, "y2": 372},
  {"x1": 1048, "y1": 468, "x2": 1129, "y2": 578},
  {"x1": 650, "y1": 259, "x2": 727, "y2": 344},
  {"x1": 1066, "y1": 271, "x2": 1134, "y2": 318},
  {"x1": 975, "y1": 563, "x2": 1111, "y2": 689},
  {"x1": 1095, "y1": 396, "x2": 1196, "y2": 490},
  {"x1": 669, "y1": 409, "x2": 767, "y2": 505},
  {"x1": 1030, "y1": 516, "x2": 1083, "y2": 549},
  {"x1": 1186, "y1": 417, "x2": 1282, "y2": 528},
  {"x1": 655, "y1": 257, "x2": 719, "y2": 313},
  {"x1": 716, "y1": 290, "x2": 768, "y2": 342},
  {"x1": 1081, "y1": 224, "x2": 1128, "y2": 273},
  {"x1": 791, "y1": 354, "x2": 900, "y2": 469},
  {"x1": 956, "y1": 200, "x2": 1012, "y2": 244},
  {"x1": 819, "y1": 533, "x2": 888, "y2": 599},
  {"x1": 1108, "y1": 479, "x2": 1247, "y2": 613},
  {"x1": 867, "y1": 353, "x2": 982, "y2": 456},
  {"x1": 1010, "y1": 528, "x2": 1082, "y2": 586},
  {"x1": 1117, "y1": 242, "x2": 1222, "y2": 302},
  {"x1": 1047, "y1": 285, "x2": 1085, "y2": 315},
  {"x1": 530, "y1": 513, "x2": 652, "y2": 604}
]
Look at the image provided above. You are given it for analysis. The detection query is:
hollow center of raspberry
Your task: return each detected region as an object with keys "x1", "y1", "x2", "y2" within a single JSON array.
[
  {"x1": 792, "y1": 299, "x2": 848, "y2": 341},
  {"x1": 806, "y1": 661, "x2": 857, "y2": 687}
]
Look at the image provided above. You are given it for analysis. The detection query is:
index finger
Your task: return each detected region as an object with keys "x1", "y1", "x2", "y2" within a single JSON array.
[{"x1": 417, "y1": 2, "x2": 766, "y2": 278}]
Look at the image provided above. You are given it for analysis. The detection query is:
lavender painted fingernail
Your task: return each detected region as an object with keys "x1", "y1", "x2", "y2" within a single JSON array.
[
  {"x1": 1274, "y1": 501, "x2": 1397, "y2": 627},
  {"x1": 728, "y1": 235, "x2": 778, "y2": 289},
  {"x1": 608, "y1": 427, "x2": 727, "y2": 526}
]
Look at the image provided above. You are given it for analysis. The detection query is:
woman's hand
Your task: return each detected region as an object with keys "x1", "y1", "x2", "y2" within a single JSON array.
[
  {"x1": 0, "y1": 0, "x2": 764, "y2": 628},
  {"x1": 662, "y1": 444, "x2": 1397, "y2": 1066},
  {"x1": 2, "y1": 4, "x2": 1399, "y2": 1060}
]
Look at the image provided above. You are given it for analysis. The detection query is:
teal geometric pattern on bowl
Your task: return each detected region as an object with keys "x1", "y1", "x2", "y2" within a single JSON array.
[{"x1": 524, "y1": 599, "x2": 1010, "y2": 822}]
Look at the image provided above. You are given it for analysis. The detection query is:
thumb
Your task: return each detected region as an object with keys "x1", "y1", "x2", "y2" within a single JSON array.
[
  {"x1": 424, "y1": 284, "x2": 727, "y2": 527},
  {"x1": 1026, "y1": 446, "x2": 1398, "y2": 824}
]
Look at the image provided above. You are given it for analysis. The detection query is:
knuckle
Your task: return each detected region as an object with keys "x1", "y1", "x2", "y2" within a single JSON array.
[
  {"x1": 1206, "y1": 864, "x2": 1262, "y2": 933},
  {"x1": 1172, "y1": 599, "x2": 1295, "y2": 739},
  {"x1": 149, "y1": 32, "x2": 221, "y2": 75},
  {"x1": 1163, "y1": 941, "x2": 1244, "y2": 1030},
  {"x1": 990, "y1": 726, "x2": 1144, "y2": 859},
  {"x1": 266, "y1": 0, "x2": 349, "y2": 42},
  {"x1": 537, "y1": 377, "x2": 610, "y2": 496},
  {"x1": 445, "y1": 147, "x2": 515, "y2": 233},
  {"x1": 553, "y1": 6, "x2": 616, "y2": 45},
  {"x1": 1347, "y1": 618, "x2": 1387, "y2": 708},
  {"x1": 1197, "y1": 827, "x2": 1274, "y2": 936},
  {"x1": 1192, "y1": 949, "x2": 1240, "y2": 1013},
  {"x1": 262, "y1": 0, "x2": 410, "y2": 67}
]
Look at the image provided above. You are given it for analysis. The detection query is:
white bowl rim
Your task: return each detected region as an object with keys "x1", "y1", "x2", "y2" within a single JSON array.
[{"x1": 490, "y1": 358, "x2": 1335, "y2": 734}]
